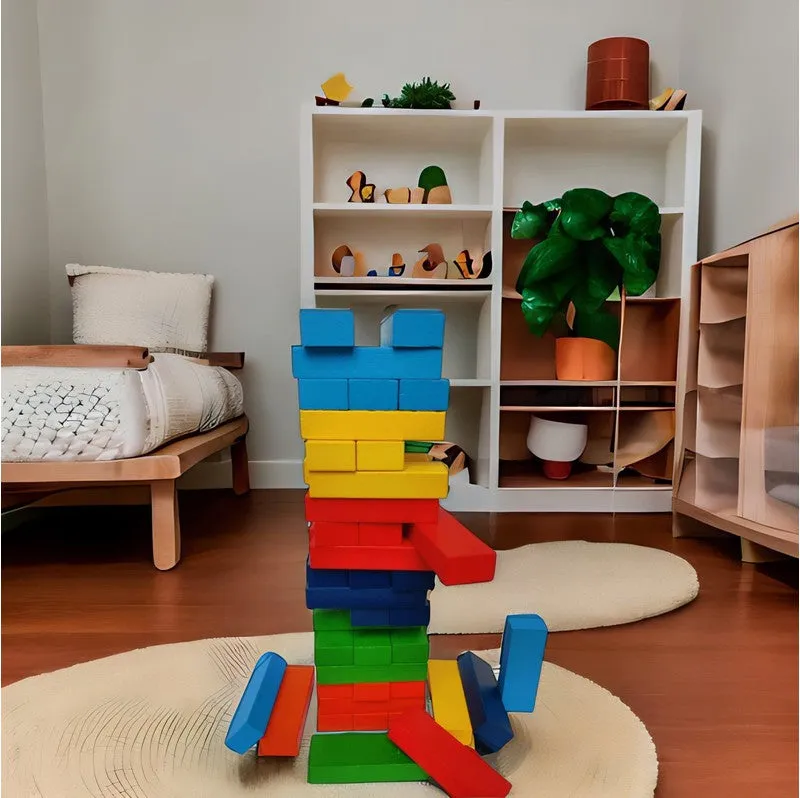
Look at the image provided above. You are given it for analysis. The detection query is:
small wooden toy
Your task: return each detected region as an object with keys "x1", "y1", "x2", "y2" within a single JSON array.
[
  {"x1": 380, "y1": 308, "x2": 445, "y2": 348},
  {"x1": 331, "y1": 244, "x2": 368, "y2": 277},
  {"x1": 346, "y1": 171, "x2": 376, "y2": 203},
  {"x1": 452, "y1": 249, "x2": 493, "y2": 279},
  {"x1": 321, "y1": 72, "x2": 354, "y2": 104},
  {"x1": 418, "y1": 165, "x2": 452, "y2": 204},
  {"x1": 411, "y1": 243, "x2": 448, "y2": 279},
  {"x1": 650, "y1": 87, "x2": 688, "y2": 111},
  {"x1": 383, "y1": 187, "x2": 426, "y2": 204},
  {"x1": 497, "y1": 614, "x2": 549, "y2": 712},
  {"x1": 388, "y1": 253, "x2": 405, "y2": 277}
]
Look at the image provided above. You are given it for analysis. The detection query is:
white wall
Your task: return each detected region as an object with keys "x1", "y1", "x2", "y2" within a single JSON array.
[
  {"x1": 2, "y1": 0, "x2": 50, "y2": 344},
  {"x1": 679, "y1": 0, "x2": 799, "y2": 255},
  {"x1": 35, "y1": 0, "x2": 682, "y2": 479}
]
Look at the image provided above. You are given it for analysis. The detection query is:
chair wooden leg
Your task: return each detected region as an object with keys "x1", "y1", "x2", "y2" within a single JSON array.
[
  {"x1": 151, "y1": 479, "x2": 181, "y2": 570},
  {"x1": 231, "y1": 436, "x2": 250, "y2": 496}
]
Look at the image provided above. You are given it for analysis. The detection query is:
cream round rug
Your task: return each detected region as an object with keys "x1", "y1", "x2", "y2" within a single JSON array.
[
  {"x1": 2, "y1": 633, "x2": 658, "y2": 797},
  {"x1": 430, "y1": 541, "x2": 698, "y2": 634}
]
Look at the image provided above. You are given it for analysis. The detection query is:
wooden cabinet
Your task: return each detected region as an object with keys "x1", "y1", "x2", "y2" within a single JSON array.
[{"x1": 673, "y1": 219, "x2": 798, "y2": 558}]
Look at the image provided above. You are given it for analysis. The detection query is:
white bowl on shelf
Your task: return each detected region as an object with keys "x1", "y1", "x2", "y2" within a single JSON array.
[{"x1": 527, "y1": 416, "x2": 589, "y2": 479}]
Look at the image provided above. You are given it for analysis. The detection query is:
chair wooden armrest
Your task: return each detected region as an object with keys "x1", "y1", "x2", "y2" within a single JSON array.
[
  {"x1": 200, "y1": 352, "x2": 245, "y2": 369},
  {"x1": 2, "y1": 345, "x2": 153, "y2": 369}
]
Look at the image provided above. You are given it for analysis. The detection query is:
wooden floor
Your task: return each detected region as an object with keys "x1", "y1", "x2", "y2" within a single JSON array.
[{"x1": 2, "y1": 489, "x2": 797, "y2": 797}]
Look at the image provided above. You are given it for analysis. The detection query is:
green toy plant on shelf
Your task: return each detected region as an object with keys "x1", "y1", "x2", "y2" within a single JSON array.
[
  {"x1": 382, "y1": 78, "x2": 456, "y2": 109},
  {"x1": 511, "y1": 188, "x2": 661, "y2": 381}
]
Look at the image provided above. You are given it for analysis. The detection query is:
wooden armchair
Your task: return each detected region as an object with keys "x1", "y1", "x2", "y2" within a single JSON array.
[{"x1": 1, "y1": 345, "x2": 250, "y2": 570}]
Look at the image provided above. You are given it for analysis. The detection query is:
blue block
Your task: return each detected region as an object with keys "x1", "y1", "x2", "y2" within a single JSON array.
[
  {"x1": 350, "y1": 603, "x2": 431, "y2": 628},
  {"x1": 380, "y1": 309, "x2": 445, "y2": 349},
  {"x1": 349, "y1": 608, "x2": 390, "y2": 626},
  {"x1": 497, "y1": 614, "x2": 548, "y2": 713},
  {"x1": 306, "y1": 561, "x2": 349, "y2": 588},
  {"x1": 348, "y1": 379, "x2": 399, "y2": 410},
  {"x1": 299, "y1": 309, "x2": 354, "y2": 348},
  {"x1": 349, "y1": 570, "x2": 392, "y2": 588},
  {"x1": 398, "y1": 379, "x2": 450, "y2": 411},
  {"x1": 225, "y1": 651, "x2": 287, "y2": 754},
  {"x1": 291, "y1": 346, "x2": 442, "y2": 380},
  {"x1": 391, "y1": 570, "x2": 436, "y2": 591},
  {"x1": 306, "y1": 585, "x2": 428, "y2": 611},
  {"x1": 457, "y1": 651, "x2": 514, "y2": 755},
  {"x1": 298, "y1": 378, "x2": 349, "y2": 410}
]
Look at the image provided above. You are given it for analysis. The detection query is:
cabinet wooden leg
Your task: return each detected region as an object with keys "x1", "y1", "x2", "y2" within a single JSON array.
[
  {"x1": 740, "y1": 537, "x2": 785, "y2": 563},
  {"x1": 151, "y1": 479, "x2": 181, "y2": 570},
  {"x1": 231, "y1": 436, "x2": 250, "y2": 496},
  {"x1": 672, "y1": 510, "x2": 729, "y2": 539}
]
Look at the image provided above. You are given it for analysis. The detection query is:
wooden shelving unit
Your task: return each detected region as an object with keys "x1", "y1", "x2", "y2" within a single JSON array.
[{"x1": 301, "y1": 107, "x2": 702, "y2": 512}]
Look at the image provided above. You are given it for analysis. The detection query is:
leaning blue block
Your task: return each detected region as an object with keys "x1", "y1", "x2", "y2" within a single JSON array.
[
  {"x1": 398, "y1": 379, "x2": 450, "y2": 411},
  {"x1": 298, "y1": 378, "x2": 348, "y2": 410},
  {"x1": 457, "y1": 651, "x2": 514, "y2": 755},
  {"x1": 497, "y1": 614, "x2": 549, "y2": 712},
  {"x1": 380, "y1": 309, "x2": 445, "y2": 349},
  {"x1": 291, "y1": 346, "x2": 442, "y2": 380},
  {"x1": 299, "y1": 309, "x2": 354, "y2": 348},
  {"x1": 348, "y1": 379, "x2": 399, "y2": 410},
  {"x1": 225, "y1": 651, "x2": 287, "y2": 754}
]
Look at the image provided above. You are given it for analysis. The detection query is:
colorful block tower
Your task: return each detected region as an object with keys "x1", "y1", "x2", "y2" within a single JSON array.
[{"x1": 225, "y1": 308, "x2": 548, "y2": 795}]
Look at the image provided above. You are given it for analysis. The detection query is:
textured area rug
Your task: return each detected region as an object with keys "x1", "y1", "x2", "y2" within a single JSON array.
[
  {"x1": 2, "y1": 633, "x2": 658, "y2": 797},
  {"x1": 430, "y1": 541, "x2": 699, "y2": 634}
]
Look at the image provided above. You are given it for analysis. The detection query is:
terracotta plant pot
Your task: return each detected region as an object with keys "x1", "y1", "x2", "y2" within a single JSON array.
[
  {"x1": 527, "y1": 416, "x2": 589, "y2": 480},
  {"x1": 555, "y1": 338, "x2": 617, "y2": 381},
  {"x1": 586, "y1": 37, "x2": 650, "y2": 111}
]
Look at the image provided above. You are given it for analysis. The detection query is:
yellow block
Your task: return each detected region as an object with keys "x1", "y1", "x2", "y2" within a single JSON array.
[
  {"x1": 304, "y1": 440, "x2": 355, "y2": 472},
  {"x1": 356, "y1": 440, "x2": 405, "y2": 471},
  {"x1": 299, "y1": 410, "x2": 445, "y2": 442},
  {"x1": 428, "y1": 659, "x2": 475, "y2": 748},
  {"x1": 305, "y1": 458, "x2": 448, "y2": 499}
]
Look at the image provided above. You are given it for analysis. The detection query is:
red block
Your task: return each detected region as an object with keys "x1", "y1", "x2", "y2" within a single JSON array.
[
  {"x1": 388, "y1": 709, "x2": 511, "y2": 797},
  {"x1": 353, "y1": 683, "x2": 390, "y2": 701},
  {"x1": 391, "y1": 697, "x2": 425, "y2": 711},
  {"x1": 256, "y1": 665, "x2": 314, "y2": 757},
  {"x1": 309, "y1": 530, "x2": 429, "y2": 571},
  {"x1": 353, "y1": 712, "x2": 388, "y2": 731},
  {"x1": 305, "y1": 495, "x2": 439, "y2": 524},
  {"x1": 317, "y1": 714, "x2": 353, "y2": 732},
  {"x1": 358, "y1": 522, "x2": 403, "y2": 546},
  {"x1": 408, "y1": 507, "x2": 496, "y2": 585},
  {"x1": 318, "y1": 696, "x2": 352, "y2": 714},
  {"x1": 311, "y1": 521, "x2": 359, "y2": 546},
  {"x1": 390, "y1": 681, "x2": 426, "y2": 699},
  {"x1": 317, "y1": 684, "x2": 353, "y2": 699}
]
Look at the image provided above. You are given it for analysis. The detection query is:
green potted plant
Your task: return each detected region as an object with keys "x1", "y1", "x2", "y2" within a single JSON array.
[{"x1": 511, "y1": 188, "x2": 662, "y2": 380}]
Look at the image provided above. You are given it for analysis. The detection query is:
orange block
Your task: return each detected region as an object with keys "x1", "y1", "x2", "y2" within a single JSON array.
[{"x1": 257, "y1": 665, "x2": 315, "y2": 757}]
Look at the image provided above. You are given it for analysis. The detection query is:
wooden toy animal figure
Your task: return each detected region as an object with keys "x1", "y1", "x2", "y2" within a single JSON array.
[
  {"x1": 412, "y1": 243, "x2": 447, "y2": 279},
  {"x1": 346, "y1": 171, "x2": 376, "y2": 203},
  {"x1": 452, "y1": 250, "x2": 493, "y2": 279}
]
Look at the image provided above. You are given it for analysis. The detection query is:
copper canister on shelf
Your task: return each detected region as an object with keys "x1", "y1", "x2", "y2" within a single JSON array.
[{"x1": 585, "y1": 37, "x2": 650, "y2": 111}]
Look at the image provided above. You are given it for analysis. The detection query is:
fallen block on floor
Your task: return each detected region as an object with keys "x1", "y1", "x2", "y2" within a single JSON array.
[
  {"x1": 497, "y1": 613, "x2": 549, "y2": 713},
  {"x1": 256, "y1": 665, "x2": 314, "y2": 757}
]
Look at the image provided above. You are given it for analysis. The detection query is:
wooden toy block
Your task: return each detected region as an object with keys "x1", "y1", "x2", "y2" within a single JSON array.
[
  {"x1": 380, "y1": 309, "x2": 446, "y2": 349},
  {"x1": 391, "y1": 681, "x2": 427, "y2": 699},
  {"x1": 307, "y1": 732, "x2": 426, "y2": 784},
  {"x1": 358, "y1": 520, "x2": 404, "y2": 545},
  {"x1": 456, "y1": 651, "x2": 514, "y2": 755},
  {"x1": 353, "y1": 682, "x2": 390, "y2": 701},
  {"x1": 256, "y1": 665, "x2": 314, "y2": 757},
  {"x1": 305, "y1": 495, "x2": 439, "y2": 524},
  {"x1": 298, "y1": 378, "x2": 349, "y2": 410},
  {"x1": 390, "y1": 627, "x2": 430, "y2": 664},
  {"x1": 292, "y1": 346, "x2": 443, "y2": 380},
  {"x1": 306, "y1": 460, "x2": 449, "y2": 499},
  {"x1": 305, "y1": 560, "x2": 349, "y2": 588},
  {"x1": 353, "y1": 628, "x2": 392, "y2": 665},
  {"x1": 312, "y1": 608, "x2": 351, "y2": 631},
  {"x1": 315, "y1": 661, "x2": 428, "y2": 685},
  {"x1": 299, "y1": 410, "x2": 445, "y2": 441},
  {"x1": 306, "y1": 584, "x2": 429, "y2": 611},
  {"x1": 349, "y1": 608, "x2": 390, "y2": 626},
  {"x1": 310, "y1": 521, "x2": 359, "y2": 547},
  {"x1": 385, "y1": 605, "x2": 431, "y2": 627},
  {"x1": 353, "y1": 712, "x2": 389, "y2": 730},
  {"x1": 309, "y1": 540, "x2": 429, "y2": 572},
  {"x1": 391, "y1": 697, "x2": 426, "y2": 711},
  {"x1": 392, "y1": 570, "x2": 436, "y2": 591},
  {"x1": 497, "y1": 613, "x2": 549, "y2": 713},
  {"x1": 348, "y1": 569, "x2": 392, "y2": 588},
  {"x1": 317, "y1": 714, "x2": 354, "y2": 732},
  {"x1": 388, "y1": 709, "x2": 512, "y2": 798},
  {"x1": 428, "y1": 659, "x2": 474, "y2": 748},
  {"x1": 318, "y1": 695, "x2": 354, "y2": 714},
  {"x1": 299, "y1": 308, "x2": 355, "y2": 348},
  {"x1": 356, "y1": 440, "x2": 405, "y2": 471},
  {"x1": 348, "y1": 379, "x2": 399, "y2": 411},
  {"x1": 398, "y1": 379, "x2": 450, "y2": 411},
  {"x1": 314, "y1": 630, "x2": 354, "y2": 666},
  {"x1": 304, "y1": 440, "x2": 356, "y2": 472},
  {"x1": 224, "y1": 651, "x2": 287, "y2": 754},
  {"x1": 408, "y1": 507, "x2": 497, "y2": 585}
]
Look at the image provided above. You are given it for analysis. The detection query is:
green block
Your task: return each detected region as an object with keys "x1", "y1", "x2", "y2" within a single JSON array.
[
  {"x1": 353, "y1": 629, "x2": 392, "y2": 665},
  {"x1": 390, "y1": 627, "x2": 429, "y2": 663},
  {"x1": 315, "y1": 661, "x2": 428, "y2": 685},
  {"x1": 314, "y1": 630, "x2": 354, "y2": 665},
  {"x1": 308, "y1": 732, "x2": 426, "y2": 784},
  {"x1": 312, "y1": 609, "x2": 352, "y2": 631}
]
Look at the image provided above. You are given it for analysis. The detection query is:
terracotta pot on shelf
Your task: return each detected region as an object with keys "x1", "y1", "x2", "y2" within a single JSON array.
[
  {"x1": 555, "y1": 338, "x2": 617, "y2": 381},
  {"x1": 586, "y1": 37, "x2": 650, "y2": 111}
]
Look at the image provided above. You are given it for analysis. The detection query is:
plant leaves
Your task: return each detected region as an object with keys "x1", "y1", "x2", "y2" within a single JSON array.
[
  {"x1": 560, "y1": 188, "x2": 613, "y2": 241},
  {"x1": 572, "y1": 306, "x2": 620, "y2": 351},
  {"x1": 511, "y1": 201, "x2": 549, "y2": 240},
  {"x1": 570, "y1": 239, "x2": 620, "y2": 312},
  {"x1": 603, "y1": 235, "x2": 659, "y2": 295},
  {"x1": 515, "y1": 228, "x2": 578, "y2": 292},
  {"x1": 609, "y1": 192, "x2": 661, "y2": 236}
]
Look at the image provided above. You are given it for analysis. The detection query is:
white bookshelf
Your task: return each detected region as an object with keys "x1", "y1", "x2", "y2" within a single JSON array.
[{"x1": 300, "y1": 107, "x2": 702, "y2": 512}]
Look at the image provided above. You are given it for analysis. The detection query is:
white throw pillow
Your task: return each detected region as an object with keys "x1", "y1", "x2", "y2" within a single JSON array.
[{"x1": 66, "y1": 264, "x2": 214, "y2": 356}]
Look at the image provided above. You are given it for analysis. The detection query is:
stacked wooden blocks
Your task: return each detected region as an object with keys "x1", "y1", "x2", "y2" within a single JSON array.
[{"x1": 224, "y1": 308, "x2": 550, "y2": 796}]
